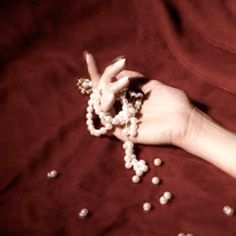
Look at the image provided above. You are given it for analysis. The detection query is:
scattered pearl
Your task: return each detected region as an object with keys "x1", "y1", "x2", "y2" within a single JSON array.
[
  {"x1": 151, "y1": 176, "x2": 160, "y2": 185},
  {"x1": 78, "y1": 208, "x2": 89, "y2": 218},
  {"x1": 47, "y1": 170, "x2": 58, "y2": 179},
  {"x1": 154, "y1": 158, "x2": 162, "y2": 166},
  {"x1": 159, "y1": 196, "x2": 168, "y2": 205},
  {"x1": 132, "y1": 175, "x2": 140, "y2": 183},
  {"x1": 143, "y1": 202, "x2": 152, "y2": 212},
  {"x1": 177, "y1": 233, "x2": 186, "y2": 236},
  {"x1": 223, "y1": 205, "x2": 234, "y2": 216},
  {"x1": 163, "y1": 191, "x2": 172, "y2": 200}
]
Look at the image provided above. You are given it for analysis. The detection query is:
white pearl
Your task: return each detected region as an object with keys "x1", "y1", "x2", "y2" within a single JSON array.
[
  {"x1": 163, "y1": 191, "x2": 172, "y2": 200},
  {"x1": 86, "y1": 113, "x2": 93, "y2": 119},
  {"x1": 125, "y1": 162, "x2": 133, "y2": 169},
  {"x1": 159, "y1": 196, "x2": 167, "y2": 205},
  {"x1": 86, "y1": 120, "x2": 93, "y2": 126},
  {"x1": 112, "y1": 117, "x2": 119, "y2": 125},
  {"x1": 105, "y1": 123, "x2": 112, "y2": 130},
  {"x1": 78, "y1": 208, "x2": 89, "y2": 218},
  {"x1": 143, "y1": 202, "x2": 152, "y2": 212},
  {"x1": 100, "y1": 127, "x2": 107, "y2": 134},
  {"x1": 138, "y1": 160, "x2": 146, "y2": 165},
  {"x1": 123, "y1": 141, "x2": 134, "y2": 149},
  {"x1": 139, "y1": 164, "x2": 148, "y2": 172},
  {"x1": 186, "y1": 234, "x2": 193, "y2": 236},
  {"x1": 154, "y1": 158, "x2": 162, "y2": 166},
  {"x1": 151, "y1": 176, "x2": 160, "y2": 185},
  {"x1": 177, "y1": 233, "x2": 186, "y2": 236},
  {"x1": 132, "y1": 175, "x2": 140, "y2": 183},
  {"x1": 125, "y1": 148, "x2": 133, "y2": 155},
  {"x1": 135, "y1": 169, "x2": 143, "y2": 177},
  {"x1": 122, "y1": 128, "x2": 129, "y2": 136},
  {"x1": 47, "y1": 170, "x2": 58, "y2": 179},
  {"x1": 223, "y1": 205, "x2": 234, "y2": 216},
  {"x1": 124, "y1": 155, "x2": 132, "y2": 162},
  {"x1": 104, "y1": 116, "x2": 112, "y2": 124},
  {"x1": 86, "y1": 106, "x2": 93, "y2": 112}
]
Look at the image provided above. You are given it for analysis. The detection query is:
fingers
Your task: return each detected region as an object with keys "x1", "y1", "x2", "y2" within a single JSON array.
[
  {"x1": 99, "y1": 58, "x2": 126, "y2": 87},
  {"x1": 110, "y1": 75, "x2": 129, "y2": 94},
  {"x1": 140, "y1": 80, "x2": 163, "y2": 94},
  {"x1": 100, "y1": 76, "x2": 129, "y2": 112},
  {"x1": 116, "y1": 70, "x2": 144, "y2": 80},
  {"x1": 84, "y1": 51, "x2": 100, "y2": 87}
]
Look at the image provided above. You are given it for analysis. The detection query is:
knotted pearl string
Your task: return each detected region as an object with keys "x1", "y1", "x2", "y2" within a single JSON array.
[{"x1": 85, "y1": 87, "x2": 148, "y2": 182}]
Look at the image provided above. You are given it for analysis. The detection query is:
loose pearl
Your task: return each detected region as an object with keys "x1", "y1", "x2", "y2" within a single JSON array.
[
  {"x1": 177, "y1": 233, "x2": 186, "y2": 236},
  {"x1": 159, "y1": 196, "x2": 167, "y2": 205},
  {"x1": 151, "y1": 176, "x2": 160, "y2": 185},
  {"x1": 47, "y1": 170, "x2": 58, "y2": 179},
  {"x1": 223, "y1": 205, "x2": 234, "y2": 216},
  {"x1": 132, "y1": 175, "x2": 140, "y2": 183},
  {"x1": 163, "y1": 191, "x2": 172, "y2": 200},
  {"x1": 78, "y1": 208, "x2": 89, "y2": 218},
  {"x1": 154, "y1": 158, "x2": 162, "y2": 166},
  {"x1": 143, "y1": 202, "x2": 152, "y2": 212}
]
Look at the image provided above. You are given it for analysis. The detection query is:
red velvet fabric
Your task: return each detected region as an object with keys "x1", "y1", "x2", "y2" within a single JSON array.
[{"x1": 0, "y1": 0, "x2": 236, "y2": 235}]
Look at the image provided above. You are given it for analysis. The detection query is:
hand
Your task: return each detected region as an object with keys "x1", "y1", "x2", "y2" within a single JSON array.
[{"x1": 84, "y1": 52, "x2": 194, "y2": 146}]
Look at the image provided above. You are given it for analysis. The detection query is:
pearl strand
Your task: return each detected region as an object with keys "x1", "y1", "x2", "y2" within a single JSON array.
[{"x1": 85, "y1": 87, "x2": 147, "y2": 182}]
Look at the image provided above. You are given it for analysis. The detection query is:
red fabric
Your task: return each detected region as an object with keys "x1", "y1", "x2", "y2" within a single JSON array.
[{"x1": 0, "y1": 0, "x2": 236, "y2": 235}]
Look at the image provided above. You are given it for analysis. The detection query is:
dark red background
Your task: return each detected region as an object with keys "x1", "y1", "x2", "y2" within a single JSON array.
[{"x1": 0, "y1": 0, "x2": 236, "y2": 235}]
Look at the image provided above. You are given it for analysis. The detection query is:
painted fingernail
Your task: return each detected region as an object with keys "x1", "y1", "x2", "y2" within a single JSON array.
[{"x1": 113, "y1": 58, "x2": 126, "y2": 67}]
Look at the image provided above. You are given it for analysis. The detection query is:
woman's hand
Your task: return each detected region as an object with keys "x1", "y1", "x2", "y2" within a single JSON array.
[
  {"x1": 84, "y1": 52, "x2": 236, "y2": 178},
  {"x1": 84, "y1": 52, "x2": 194, "y2": 147}
]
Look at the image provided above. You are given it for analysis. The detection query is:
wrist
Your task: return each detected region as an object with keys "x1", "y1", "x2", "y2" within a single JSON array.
[{"x1": 176, "y1": 106, "x2": 209, "y2": 150}]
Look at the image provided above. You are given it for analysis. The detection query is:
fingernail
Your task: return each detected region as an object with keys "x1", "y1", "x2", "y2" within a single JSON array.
[
  {"x1": 83, "y1": 51, "x2": 90, "y2": 64},
  {"x1": 113, "y1": 55, "x2": 125, "y2": 63},
  {"x1": 113, "y1": 58, "x2": 126, "y2": 67},
  {"x1": 119, "y1": 75, "x2": 129, "y2": 83}
]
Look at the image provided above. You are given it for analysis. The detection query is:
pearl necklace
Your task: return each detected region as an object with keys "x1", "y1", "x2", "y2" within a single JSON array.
[{"x1": 85, "y1": 85, "x2": 148, "y2": 183}]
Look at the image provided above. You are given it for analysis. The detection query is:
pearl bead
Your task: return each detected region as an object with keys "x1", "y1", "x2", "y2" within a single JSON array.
[
  {"x1": 47, "y1": 170, "x2": 58, "y2": 179},
  {"x1": 123, "y1": 141, "x2": 134, "y2": 149},
  {"x1": 124, "y1": 155, "x2": 131, "y2": 162},
  {"x1": 151, "y1": 176, "x2": 160, "y2": 185},
  {"x1": 125, "y1": 148, "x2": 133, "y2": 155},
  {"x1": 135, "y1": 169, "x2": 143, "y2": 177},
  {"x1": 140, "y1": 164, "x2": 148, "y2": 172},
  {"x1": 153, "y1": 158, "x2": 162, "y2": 166},
  {"x1": 223, "y1": 205, "x2": 234, "y2": 216},
  {"x1": 125, "y1": 162, "x2": 133, "y2": 169},
  {"x1": 78, "y1": 208, "x2": 89, "y2": 218},
  {"x1": 159, "y1": 196, "x2": 167, "y2": 205},
  {"x1": 177, "y1": 233, "x2": 186, "y2": 236},
  {"x1": 105, "y1": 123, "x2": 112, "y2": 130},
  {"x1": 143, "y1": 202, "x2": 152, "y2": 212},
  {"x1": 132, "y1": 175, "x2": 140, "y2": 183},
  {"x1": 163, "y1": 191, "x2": 172, "y2": 200}
]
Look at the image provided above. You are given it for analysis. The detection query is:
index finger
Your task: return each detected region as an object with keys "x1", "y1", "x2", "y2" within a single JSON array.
[{"x1": 84, "y1": 51, "x2": 100, "y2": 87}]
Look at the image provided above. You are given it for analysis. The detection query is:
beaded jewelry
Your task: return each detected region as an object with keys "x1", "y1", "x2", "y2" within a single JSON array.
[{"x1": 77, "y1": 78, "x2": 148, "y2": 183}]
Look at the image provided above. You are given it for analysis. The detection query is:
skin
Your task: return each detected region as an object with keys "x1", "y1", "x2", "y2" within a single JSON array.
[{"x1": 84, "y1": 52, "x2": 236, "y2": 178}]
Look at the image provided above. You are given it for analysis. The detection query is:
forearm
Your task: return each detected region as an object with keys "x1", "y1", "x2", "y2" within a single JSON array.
[{"x1": 181, "y1": 107, "x2": 236, "y2": 178}]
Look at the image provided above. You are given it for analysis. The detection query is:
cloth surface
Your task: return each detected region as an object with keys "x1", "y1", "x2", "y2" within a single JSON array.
[{"x1": 0, "y1": 0, "x2": 236, "y2": 235}]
